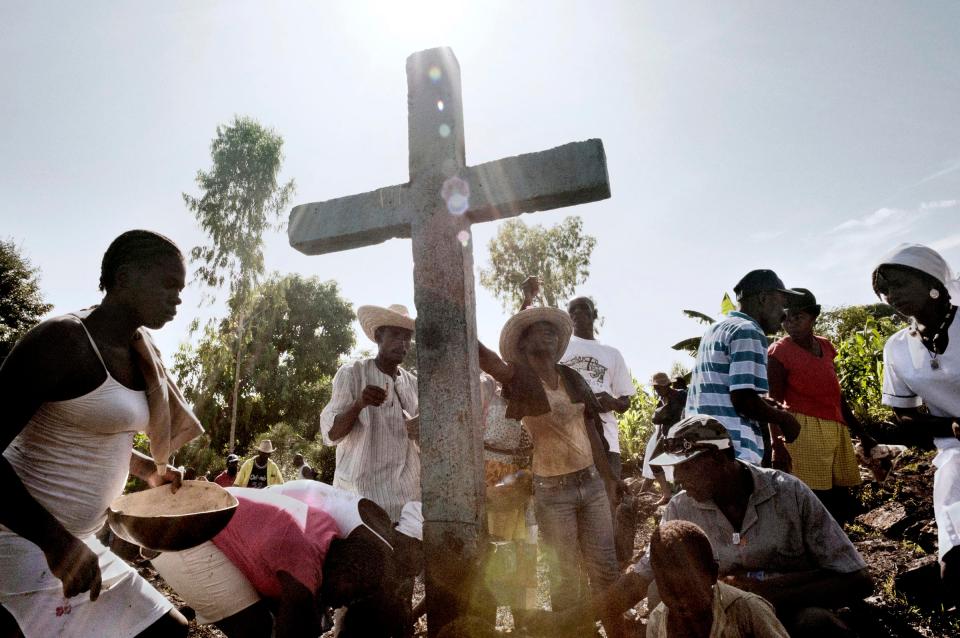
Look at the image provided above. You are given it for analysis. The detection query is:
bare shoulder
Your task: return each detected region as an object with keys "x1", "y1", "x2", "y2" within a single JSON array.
[{"x1": 5, "y1": 316, "x2": 87, "y2": 371}]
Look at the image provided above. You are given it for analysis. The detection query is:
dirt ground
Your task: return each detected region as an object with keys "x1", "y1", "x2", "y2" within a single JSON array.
[{"x1": 156, "y1": 449, "x2": 956, "y2": 636}]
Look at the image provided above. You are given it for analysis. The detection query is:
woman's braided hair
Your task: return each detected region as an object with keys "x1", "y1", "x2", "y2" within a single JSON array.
[{"x1": 99, "y1": 230, "x2": 182, "y2": 292}]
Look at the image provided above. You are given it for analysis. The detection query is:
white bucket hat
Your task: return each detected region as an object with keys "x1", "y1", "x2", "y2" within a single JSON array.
[
  {"x1": 357, "y1": 304, "x2": 416, "y2": 342},
  {"x1": 256, "y1": 439, "x2": 275, "y2": 454},
  {"x1": 875, "y1": 243, "x2": 960, "y2": 301},
  {"x1": 498, "y1": 307, "x2": 573, "y2": 364}
]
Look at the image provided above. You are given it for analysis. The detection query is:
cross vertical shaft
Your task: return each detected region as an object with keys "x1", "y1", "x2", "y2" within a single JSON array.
[{"x1": 407, "y1": 49, "x2": 485, "y2": 636}]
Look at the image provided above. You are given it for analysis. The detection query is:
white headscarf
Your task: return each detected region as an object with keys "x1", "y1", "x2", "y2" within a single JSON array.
[{"x1": 875, "y1": 243, "x2": 960, "y2": 302}]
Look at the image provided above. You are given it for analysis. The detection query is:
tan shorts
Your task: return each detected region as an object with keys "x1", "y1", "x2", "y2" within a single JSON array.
[{"x1": 150, "y1": 541, "x2": 260, "y2": 624}]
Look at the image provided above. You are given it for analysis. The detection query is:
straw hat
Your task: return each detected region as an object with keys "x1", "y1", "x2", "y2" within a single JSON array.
[
  {"x1": 256, "y1": 440, "x2": 275, "y2": 454},
  {"x1": 357, "y1": 304, "x2": 416, "y2": 342},
  {"x1": 498, "y1": 307, "x2": 573, "y2": 364}
]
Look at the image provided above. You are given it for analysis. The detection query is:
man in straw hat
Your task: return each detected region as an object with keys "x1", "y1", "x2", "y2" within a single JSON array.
[
  {"x1": 320, "y1": 304, "x2": 418, "y2": 523},
  {"x1": 478, "y1": 306, "x2": 625, "y2": 637},
  {"x1": 236, "y1": 439, "x2": 284, "y2": 488}
]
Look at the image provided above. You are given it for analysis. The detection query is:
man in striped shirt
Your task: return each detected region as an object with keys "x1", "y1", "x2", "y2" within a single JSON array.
[
  {"x1": 685, "y1": 270, "x2": 802, "y2": 464},
  {"x1": 320, "y1": 304, "x2": 419, "y2": 523}
]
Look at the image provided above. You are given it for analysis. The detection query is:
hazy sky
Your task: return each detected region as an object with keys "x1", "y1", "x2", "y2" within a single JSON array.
[{"x1": 2, "y1": 1, "x2": 959, "y2": 382}]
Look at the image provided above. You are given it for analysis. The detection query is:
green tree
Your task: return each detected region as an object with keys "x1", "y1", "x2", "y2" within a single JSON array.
[
  {"x1": 183, "y1": 116, "x2": 296, "y2": 451},
  {"x1": 820, "y1": 305, "x2": 905, "y2": 427},
  {"x1": 479, "y1": 216, "x2": 596, "y2": 309},
  {"x1": 173, "y1": 274, "x2": 355, "y2": 453},
  {"x1": 0, "y1": 240, "x2": 53, "y2": 364}
]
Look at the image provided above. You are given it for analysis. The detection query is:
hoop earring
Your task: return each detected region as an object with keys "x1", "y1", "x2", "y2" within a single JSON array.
[{"x1": 930, "y1": 289, "x2": 941, "y2": 300}]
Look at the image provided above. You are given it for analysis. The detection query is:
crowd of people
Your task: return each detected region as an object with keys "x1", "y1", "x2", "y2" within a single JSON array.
[{"x1": 0, "y1": 229, "x2": 957, "y2": 638}]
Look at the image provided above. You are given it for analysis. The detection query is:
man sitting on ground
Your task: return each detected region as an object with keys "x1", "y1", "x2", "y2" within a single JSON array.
[
  {"x1": 634, "y1": 416, "x2": 872, "y2": 636},
  {"x1": 534, "y1": 415, "x2": 873, "y2": 637},
  {"x1": 647, "y1": 520, "x2": 788, "y2": 638}
]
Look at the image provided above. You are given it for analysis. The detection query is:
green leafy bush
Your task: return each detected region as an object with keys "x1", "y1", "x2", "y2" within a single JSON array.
[
  {"x1": 618, "y1": 380, "x2": 657, "y2": 474},
  {"x1": 831, "y1": 313, "x2": 904, "y2": 427}
]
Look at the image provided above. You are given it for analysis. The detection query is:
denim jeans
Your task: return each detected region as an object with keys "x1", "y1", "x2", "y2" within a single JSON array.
[
  {"x1": 607, "y1": 452, "x2": 622, "y2": 480},
  {"x1": 533, "y1": 465, "x2": 619, "y2": 614}
]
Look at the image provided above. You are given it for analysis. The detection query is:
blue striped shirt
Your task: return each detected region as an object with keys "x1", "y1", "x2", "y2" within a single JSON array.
[{"x1": 685, "y1": 312, "x2": 769, "y2": 464}]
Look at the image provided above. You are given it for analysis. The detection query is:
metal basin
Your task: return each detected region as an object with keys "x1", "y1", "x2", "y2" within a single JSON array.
[{"x1": 107, "y1": 481, "x2": 238, "y2": 552}]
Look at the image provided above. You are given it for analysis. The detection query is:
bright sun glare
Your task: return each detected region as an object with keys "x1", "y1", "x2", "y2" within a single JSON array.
[{"x1": 359, "y1": 0, "x2": 472, "y2": 49}]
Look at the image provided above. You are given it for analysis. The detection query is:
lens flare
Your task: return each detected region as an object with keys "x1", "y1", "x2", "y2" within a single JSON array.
[
  {"x1": 438, "y1": 123, "x2": 451, "y2": 138},
  {"x1": 441, "y1": 176, "x2": 470, "y2": 216},
  {"x1": 456, "y1": 230, "x2": 471, "y2": 247},
  {"x1": 428, "y1": 66, "x2": 442, "y2": 83},
  {"x1": 436, "y1": 99, "x2": 444, "y2": 111}
]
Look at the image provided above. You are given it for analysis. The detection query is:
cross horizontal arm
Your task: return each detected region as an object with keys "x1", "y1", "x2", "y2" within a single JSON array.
[
  {"x1": 463, "y1": 138, "x2": 610, "y2": 224},
  {"x1": 288, "y1": 183, "x2": 413, "y2": 255}
]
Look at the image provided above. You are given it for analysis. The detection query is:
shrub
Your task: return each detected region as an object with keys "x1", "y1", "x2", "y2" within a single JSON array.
[{"x1": 618, "y1": 380, "x2": 658, "y2": 475}]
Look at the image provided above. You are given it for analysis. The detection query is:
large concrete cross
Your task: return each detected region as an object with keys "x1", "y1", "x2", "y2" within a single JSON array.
[{"x1": 289, "y1": 46, "x2": 610, "y2": 634}]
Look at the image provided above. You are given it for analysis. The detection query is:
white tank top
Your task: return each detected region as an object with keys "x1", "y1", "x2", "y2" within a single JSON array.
[{"x1": 3, "y1": 315, "x2": 150, "y2": 537}]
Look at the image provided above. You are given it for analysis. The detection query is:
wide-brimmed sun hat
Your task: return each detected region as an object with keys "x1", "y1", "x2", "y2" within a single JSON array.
[
  {"x1": 499, "y1": 307, "x2": 573, "y2": 364},
  {"x1": 256, "y1": 440, "x2": 275, "y2": 454},
  {"x1": 357, "y1": 304, "x2": 416, "y2": 342},
  {"x1": 650, "y1": 415, "x2": 732, "y2": 466}
]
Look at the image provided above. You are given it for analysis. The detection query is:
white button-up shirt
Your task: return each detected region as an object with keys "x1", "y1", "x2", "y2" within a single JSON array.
[{"x1": 320, "y1": 359, "x2": 419, "y2": 522}]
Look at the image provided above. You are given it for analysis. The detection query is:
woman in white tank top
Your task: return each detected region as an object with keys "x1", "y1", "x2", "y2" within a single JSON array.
[{"x1": 0, "y1": 231, "x2": 194, "y2": 638}]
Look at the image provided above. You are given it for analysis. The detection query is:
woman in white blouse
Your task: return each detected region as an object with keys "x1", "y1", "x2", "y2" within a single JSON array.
[{"x1": 873, "y1": 243, "x2": 960, "y2": 604}]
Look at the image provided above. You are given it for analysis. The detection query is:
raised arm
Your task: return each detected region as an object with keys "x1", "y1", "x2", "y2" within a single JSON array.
[{"x1": 477, "y1": 341, "x2": 514, "y2": 386}]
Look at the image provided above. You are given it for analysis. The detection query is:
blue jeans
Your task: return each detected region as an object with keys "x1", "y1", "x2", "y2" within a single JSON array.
[
  {"x1": 533, "y1": 465, "x2": 619, "y2": 613},
  {"x1": 607, "y1": 452, "x2": 622, "y2": 480}
]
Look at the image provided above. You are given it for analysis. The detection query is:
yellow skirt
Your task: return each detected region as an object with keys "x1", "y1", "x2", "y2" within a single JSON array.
[{"x1": 785, "y1": 412, "x2": 861, "y2": 491}]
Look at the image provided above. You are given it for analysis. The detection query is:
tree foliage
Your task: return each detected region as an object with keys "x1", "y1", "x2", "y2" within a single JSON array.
[
  {"x1": 0, "y1": 240, "x2": 53, "y2": 363},
  {"x1": 184, "y1": 115, "x2": 296, "y2": 300},
  {"x1": 671, "y1": 294, "x2": 736, "y2": 354},
  {"x1": 820, "y1": 305, "x2": 905, "y2": 427},
  {"x1": 173, "y1": 274, "x2": 355, "y2": 452},
  {"x1": 184, "y1": 116, "x2": 297, "y2": 451},
  {"x1": 479, "y1": 216, "x2": 596, "y2": 309}
]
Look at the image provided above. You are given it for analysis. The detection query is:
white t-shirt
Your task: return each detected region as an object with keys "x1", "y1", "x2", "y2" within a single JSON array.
[
  {"x1": 882, "y1": 313, "x2": 960, "y2": 451},
  {"x1": 560, "y1": 335, "x2": 635, "y2": 453}
]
